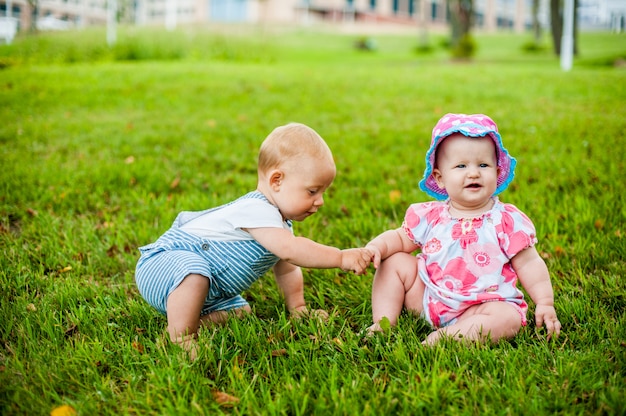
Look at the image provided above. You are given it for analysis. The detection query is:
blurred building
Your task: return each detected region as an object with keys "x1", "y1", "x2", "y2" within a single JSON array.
[
  {"x1": 1, "y1": 0, "x2": 624, "y2": 34},
  {"x1": 579, "y1": 0, "x2": 626, "y2": 30}
]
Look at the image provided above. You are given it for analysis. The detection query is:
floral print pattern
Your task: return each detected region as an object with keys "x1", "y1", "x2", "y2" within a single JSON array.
[{"x1": 402, "y1": 198, "x2": 537, "y2": 328}]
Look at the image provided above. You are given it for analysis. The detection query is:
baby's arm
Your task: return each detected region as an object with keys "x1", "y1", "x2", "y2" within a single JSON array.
[
  {"x1": 365, "y1": 228, "x2": 420, "y2": 268},
  {"x1": 512, "y1": 246, "x2": 561, "y2": 338},
  {"x1": 272, "y1": 260, "x2": 330, "y2": 320},
  {"x1": 272, "y1": 259, "x2": 306, "y2": 314},
  {"x1": 246, "y1": 227, "x2": 371, "y2": 274}
]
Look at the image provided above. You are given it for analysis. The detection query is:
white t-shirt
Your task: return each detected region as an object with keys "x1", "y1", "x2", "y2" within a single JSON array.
[{"x1": 180, "y1": 197, "x2": 289, "y2": 241}]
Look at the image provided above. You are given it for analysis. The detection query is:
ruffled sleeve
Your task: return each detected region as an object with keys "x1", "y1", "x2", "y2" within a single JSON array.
[
  {"x1": 496, "y1": 203, "x2": 538, "y2": 259},
  {"x1": 402, "y1": 202, "x2": 445, "y2": 247}
]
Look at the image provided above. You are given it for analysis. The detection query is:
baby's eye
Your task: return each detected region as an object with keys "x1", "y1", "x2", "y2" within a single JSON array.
[
  {"x1": 479, "y1": 163, "x2": 490, "y2": 168},
  {"x1": 308, "y1": 189, "x2": 319, "y2": 196},
  {"x1": 455, "y1": 164, "x2": 466, "y2": 169}
]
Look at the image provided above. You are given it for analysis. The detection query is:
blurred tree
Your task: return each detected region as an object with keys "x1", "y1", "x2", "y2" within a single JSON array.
[
  {"x1": 532, "y1": 0, "x2": 542, "y2": 43},
  {"x1": 26, "y1": 0, "x2": 38, "y2": 32},
  {"x1": 550, "y1": 0, "x2": 579, "y2": 55},
  {"x1": 448, "y1": 0, "x2": 476, "y2": 58}
]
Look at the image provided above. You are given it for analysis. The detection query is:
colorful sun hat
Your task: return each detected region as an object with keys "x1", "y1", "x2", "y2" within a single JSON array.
[{"x1": 418, "y1": 113, "x2": 517, "y2": 200}]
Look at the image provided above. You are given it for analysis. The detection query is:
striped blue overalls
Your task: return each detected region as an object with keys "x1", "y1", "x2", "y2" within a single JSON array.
[{"x1": 135, "y1": 192, "x2": 284, "y2": 316}]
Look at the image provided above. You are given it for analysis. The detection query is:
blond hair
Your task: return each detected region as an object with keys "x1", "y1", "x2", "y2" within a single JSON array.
[{"x1": 257, "y1": 123, "x2": 333, "y2": 173}]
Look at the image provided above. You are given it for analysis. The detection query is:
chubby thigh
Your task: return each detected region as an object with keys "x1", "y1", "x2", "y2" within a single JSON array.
[
  {"x1": 135, "y1": 249, "x2": 215, "y2": 315},
  {"x1": 135, "y1": 249, "x2": 251, "y2": 316},
  {"x1": 443, "y1": 301, "x2": 524, "y2": 341}
]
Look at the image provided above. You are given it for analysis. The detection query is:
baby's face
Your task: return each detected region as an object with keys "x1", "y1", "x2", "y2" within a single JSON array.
[
  {"x1": 433, "y1": 134, "x2": 499, "y2": 213},
  {"x1": 272, "y1": 156, "x2": 336, "y2": 222}
]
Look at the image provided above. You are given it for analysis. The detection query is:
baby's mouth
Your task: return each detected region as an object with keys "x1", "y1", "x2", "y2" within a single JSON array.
[{"x1": 466, "y1": 183, "x2": 481, "y2": 189}]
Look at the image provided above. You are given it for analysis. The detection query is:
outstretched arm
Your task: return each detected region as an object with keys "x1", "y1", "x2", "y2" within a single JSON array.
[
  {"x1": 512, "y1": 246, "x2": 561, "y2": 339},
  {"x1": 246, "y1": 227, "x2": 372, "y2": 274}
]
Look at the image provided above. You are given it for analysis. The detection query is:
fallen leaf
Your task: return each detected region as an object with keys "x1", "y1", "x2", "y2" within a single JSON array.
[
  {"x1": 271, "y1": 348, "x2": 287, "y2": 357},
  {"x1": 59, "y1": 266, "x2": 72, "y2": 273},
  {"x1": 389, "y1": 189, "x2": 402, "y2": 203},
  {"x1": 50, "y1": 404, "x2": 77, "y2": 416},
  {"x1": 594, "y1": 219, "x2": 604, "y2": 230},
  {"x1": 124, "y1": 155, "x2": 135, "y2": 164},
  {"x1": 212, "y1": 390, "x2": 240, "y2": 407},
  {"x1": 170, "y1": 177, "x2": 181, "y2": 189},
  {"x1": 106, "y1": 245, "x2": 119, "y2": 258},
  {"x1": 27, "y1": 208, "x2": 38, "y2": 217},
  {"x1": 26, "y1": 303, "x2": 36, "y2": 312},
  {"x1": 132, "y1": 341, "x2": 144, "y2": 354}
]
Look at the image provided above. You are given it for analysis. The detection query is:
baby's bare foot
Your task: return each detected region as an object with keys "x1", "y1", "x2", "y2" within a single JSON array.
[
  {"x1": 172, "y1": 334, "x2": 198, "y2": 360},
  {"x1": 291, "y1": 307, "x2": 329, "y2": 322},
  {"x1": 364, "y1": 322, "x2": 390, "y2": 339}
]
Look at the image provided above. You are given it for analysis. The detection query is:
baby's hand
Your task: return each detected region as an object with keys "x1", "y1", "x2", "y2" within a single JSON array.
[
  {"x1": 340, "y1": 248, "x2": 373, "y2": 275},
  {"x1": 535, "y1": 304, "x2": 561, "y2": 339},
  {"x1": 365, "y1": 244, "x2": 382, "y2": 269}
]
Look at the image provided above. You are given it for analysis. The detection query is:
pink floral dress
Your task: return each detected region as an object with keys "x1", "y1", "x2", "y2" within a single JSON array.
[{"x1": 403, "y1": 197, "x2": 537, "y2": 328}]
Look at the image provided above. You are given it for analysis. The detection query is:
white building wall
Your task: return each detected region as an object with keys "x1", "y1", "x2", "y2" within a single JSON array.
[{"x1": 1, "y1": 0, "x2": 622, "y2": 32}]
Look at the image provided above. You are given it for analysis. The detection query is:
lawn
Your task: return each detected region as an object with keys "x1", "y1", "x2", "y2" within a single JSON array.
[{"x1": 1, "y1": 25, "x2": 625, "y2": 415}]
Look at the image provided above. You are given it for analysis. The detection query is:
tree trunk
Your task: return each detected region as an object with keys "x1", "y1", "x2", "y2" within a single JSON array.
[
  {"x1": 532, "y1": 0, "x2": 541, "y2": 43},
  {"x1": 550, "y1": 0, "x2": 562, "y2": 55},
  {"x1": 449, "y1": 0, "x2": 473, "y2": 47},
  {"x1": 27, "y1": 0, "x2": 39, "y2": 32},
  {"x1": 573, "y1": 0, "x2": 579, "y2": 55},
  {"x1": 448, "y1": 0, "x2": 474, "y2": 58},
  {"x1": 550, "y1": 0, "x2": 579, "y2": 56}
]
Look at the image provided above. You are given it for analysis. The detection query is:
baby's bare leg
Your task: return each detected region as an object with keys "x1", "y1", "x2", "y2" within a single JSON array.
[
  {"x1": 166, "y1": 273, "x2": 211, "y2": 359},
  {"x1": 368, "y1": 252, "x2": 424, "y2": 333},
  {"x1": 424, "y1": 301, "x2": 522, "y2": 345},
  {"x1": 166, "y1": 273, "x2": 210, "y2": 341}
]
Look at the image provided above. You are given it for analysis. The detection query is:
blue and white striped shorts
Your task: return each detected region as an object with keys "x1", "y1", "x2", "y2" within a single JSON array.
[{"x1": 135, "y1": 245, "x2": 249, "y2": 317}]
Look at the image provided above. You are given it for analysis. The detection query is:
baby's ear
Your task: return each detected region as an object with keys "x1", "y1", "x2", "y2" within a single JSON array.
[
  {"x1": 269, "y1": 169, "x2": 284, "y2": 190},
  {"x1": 432, "y1": 169, "x2": 444, "y2": 189}
]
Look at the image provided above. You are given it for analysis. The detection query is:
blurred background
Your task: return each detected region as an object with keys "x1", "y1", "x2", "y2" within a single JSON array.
[{"x1": 1, "y1": 0, "x2": 625, "y2": 59}]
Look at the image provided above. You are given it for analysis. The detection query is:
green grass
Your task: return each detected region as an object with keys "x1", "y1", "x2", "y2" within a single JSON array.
[{"x1": 1, "y1": 26, "x2": 625, "y2": 415}]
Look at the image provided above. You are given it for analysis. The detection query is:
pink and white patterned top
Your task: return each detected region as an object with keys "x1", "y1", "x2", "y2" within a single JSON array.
[{"x1": 402, "y1": 197, "x2": 537, "y2": 328}]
